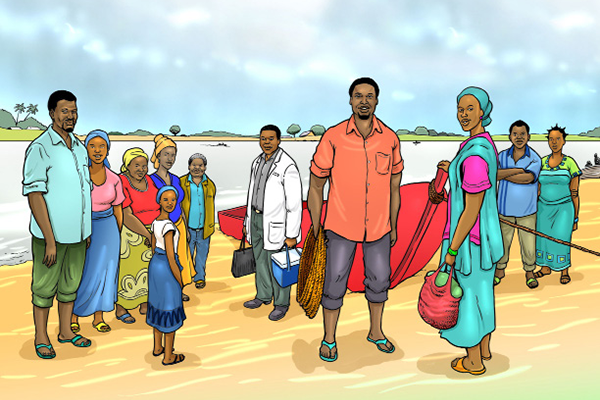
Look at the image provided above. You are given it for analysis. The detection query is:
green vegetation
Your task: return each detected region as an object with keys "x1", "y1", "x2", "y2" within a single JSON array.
[
  {"x1": 310, "y1": 124, "x2": 326, "y2": 135},
  {"x1": 287, "y1": 123, "x2": 301, "y2": 139},
  {"x1": 0, "y1": 127, "x2": 44, "y2": 141},
  {"x1": 169, "y1": 125, "x2": 181, "y2": 135}
]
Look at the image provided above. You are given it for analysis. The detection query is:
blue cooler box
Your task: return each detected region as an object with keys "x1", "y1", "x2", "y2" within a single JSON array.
[{"x1": 271, "y1": 247, "x2": 302, "y2": 288}]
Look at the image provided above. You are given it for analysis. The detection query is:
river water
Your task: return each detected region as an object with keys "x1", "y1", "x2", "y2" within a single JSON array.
[{"x1": 1, "y1": 139, "x2": 598, "y2": 266}]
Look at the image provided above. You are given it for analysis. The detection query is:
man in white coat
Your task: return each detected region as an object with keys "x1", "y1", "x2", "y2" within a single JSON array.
[{"x1": 242, "y1": 124, "x2": 302, "y2": 321}]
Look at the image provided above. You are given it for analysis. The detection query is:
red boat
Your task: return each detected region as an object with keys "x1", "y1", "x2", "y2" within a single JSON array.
[{"x1": 218, "y1": 170, "x2": 448, "y2": 290}]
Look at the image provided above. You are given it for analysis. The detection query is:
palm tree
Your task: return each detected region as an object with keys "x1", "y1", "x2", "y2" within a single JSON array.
[
  {"x1": 23, "y1": 104, "x2": 39, "y2": 121},
  {"x1": 14, "y1": 103, "x2": 25, "y2": 124}
]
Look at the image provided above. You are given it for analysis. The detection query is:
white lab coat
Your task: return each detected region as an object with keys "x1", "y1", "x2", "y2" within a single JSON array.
[{"x1": 244, "y1": 148, "x2": 302, "y2": 251}]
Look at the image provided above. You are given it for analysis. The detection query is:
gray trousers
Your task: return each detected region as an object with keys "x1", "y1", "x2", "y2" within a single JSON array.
[
  {"x1": 321, "y1": 230, "x2": 391, "y2": 310},
  {"x1": 250, "y1": 212, "x2": 291, "y2": 307},
  {"x1": 497, "y1": 213, "x2": 537, "y2": 272}
]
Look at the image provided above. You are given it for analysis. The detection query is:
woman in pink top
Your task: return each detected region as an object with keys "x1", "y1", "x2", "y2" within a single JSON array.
[{"x1": 72, "y1": 130, "x2": 125, "y2": 333}]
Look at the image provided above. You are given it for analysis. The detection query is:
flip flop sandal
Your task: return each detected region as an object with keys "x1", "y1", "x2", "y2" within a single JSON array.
[
  {"x1": 534, "y1": 270, "x2": 550, "y2": 279},
  {"x1": 493, "y1": 276, "x2": 502, "y2": 286},
  {"x1": 319, "y1": 340, "x2": 338, "y2": 362},
  {"x1": 162, "y1": 353, "x2": 185, "y2": 366},
  {"x1": 70, "y1": 323, "x2": 80, "y2": 333},
  {"x1": 35, "y1": 343, "x2": 56, "y2": 359},
  {"x1": 526, "y1": 278, "x2": 539, "y2": 289},
  {"x1": 451, "y1": 356, "x2": 486, "y2": 375},
  {"x1": 93, "y1": 321, "x2": 111, "y2": 333},
  {"x1": 560, "y1": 274, "x2": 571, "y2": 285},
  {"x1": 195, "y1": 281, "x2": 206, "y2": 289},
  {"x1": 367, "y1": 337, "x2": 395, "y2": 354},
  {"x1": 116, "y1": 312, "x2": 136, "y2": 324},
  {"x1": 182, "y1": 293, "x2": 190, "y2": 302},
  {"x1": 58, "y1": 334, "x2": 91, "y2": 348}
]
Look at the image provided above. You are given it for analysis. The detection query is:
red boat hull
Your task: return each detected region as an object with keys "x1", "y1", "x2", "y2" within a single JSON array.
[{"x1": 217, "y1": 181, "x2": 447, "y2": 290}]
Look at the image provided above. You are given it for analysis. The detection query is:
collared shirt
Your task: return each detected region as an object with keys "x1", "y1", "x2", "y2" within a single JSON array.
[
  {"x1": 498, "y1": 144, "x2": 542, "y2": 217},
  {"x1": 252, "y1": 147, "x2": 281, "y2": 212},
  {"x1": 188, "y1": 174, "x2": 207, "y2": 229},
  {"x1": 22, "y1": 126, "x2": 92, "y2": 243},
  {"x1": 310, "y1": 115, "x2": 404, "y2": 242}
]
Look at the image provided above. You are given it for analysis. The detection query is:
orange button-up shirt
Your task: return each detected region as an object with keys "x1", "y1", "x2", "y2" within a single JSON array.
[{"x1": 310, "y1": 115, "x2": 404, "y2": 242}]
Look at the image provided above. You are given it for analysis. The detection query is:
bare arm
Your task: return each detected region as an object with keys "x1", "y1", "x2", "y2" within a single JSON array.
[
  {"x1": 389, "y1": 172, "x2": 402, "y2": 246},
  {"x1": 497, "y1": 168, "x2": 525, "y2": 180},
  {"x1": 27, "y1": 192, "x2": 56, "y2": 267},
  {"x1": 113, "y1": 204, "x2": 123, "y2": 231},
  {"x1": 445, "y1": 191, "x2": 485, "y2": 265},
  {"x1": 164, "y1": 230, "x2": 183, "y2": 288},
  {"x1": 504, "y1": 172, "x2": 535, "y2": 184},
  {"x1": 570, "y1": 176, "x2": 580, "y2": 231},
  {"x1": 122, "y1": 206, "x2": 151, "y2": 240},
  {"x1": 307, "y1": 173, "x2": 327, "y2": 238}
]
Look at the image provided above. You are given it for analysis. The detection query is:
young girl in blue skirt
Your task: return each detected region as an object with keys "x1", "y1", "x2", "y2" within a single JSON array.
[{"x1": 147, "y1": 185, "x2": 186, "y2": 366}]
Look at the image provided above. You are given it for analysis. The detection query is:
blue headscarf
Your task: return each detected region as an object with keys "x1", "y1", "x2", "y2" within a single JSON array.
[
  {"x1": 457, "y1": 87, "x2": 493, "y2": 127},
  {"x1": 85, "y1": 129, "x2": 111, "y2": 168},
  {"x1": 156, "y1": 185, "x2": 179, "y2": 204}
]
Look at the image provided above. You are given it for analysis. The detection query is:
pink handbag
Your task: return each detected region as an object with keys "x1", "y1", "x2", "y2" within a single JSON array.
[{"x1": 418, "y1": 263, "x2": 461, "y2": 330}]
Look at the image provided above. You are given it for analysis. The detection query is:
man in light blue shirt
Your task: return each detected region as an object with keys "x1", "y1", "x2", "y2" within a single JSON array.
[
  {"x1": 22, "y1": 90, "x2": 92, "y2": 359},
  {"x1": 495, "y1": 120, "x2": 542, "y2": 289}
]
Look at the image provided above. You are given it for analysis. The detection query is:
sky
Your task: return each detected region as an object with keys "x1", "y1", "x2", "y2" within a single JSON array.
[{"x1": 1, "y1": 0, "x2": 599, "y2": 136}]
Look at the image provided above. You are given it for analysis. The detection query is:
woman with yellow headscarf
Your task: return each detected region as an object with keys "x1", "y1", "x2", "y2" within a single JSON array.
[
  {"x1": 115, "y1": 147, "x2": 160, "y2": 324},
  {"x1": 149, "y1": 134, "x2": 194, "y2": 301}
]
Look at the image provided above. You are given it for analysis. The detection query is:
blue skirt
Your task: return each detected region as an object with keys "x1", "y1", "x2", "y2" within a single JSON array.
[
  {"x1": 439, "y1": 240, "x2": 496, "y2": 348},
  {"x1": 146, "y1": 248, "x2": 186, "y2": 333},
  {"x1": 74, "y1": 209, "x2": 120, "y2": 316}
]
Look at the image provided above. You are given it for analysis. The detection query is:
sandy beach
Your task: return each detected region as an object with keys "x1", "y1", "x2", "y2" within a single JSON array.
[{"x1": 1, "y1": 180, "x2": 599, "y2": 400}]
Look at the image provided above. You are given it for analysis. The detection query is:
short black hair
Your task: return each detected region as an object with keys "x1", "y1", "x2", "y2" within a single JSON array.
[
  {"x1": 260, "y1": 124, "x2": 281, "y2": 140},
  {"x1": 48, "y1": 90, "x2": 77, "y2": 111},
  {"x1": 349, "y1": 77, "x2": 380, "y2": 98},
  {"x1": 509, "y1": 120, "x2": 530, "y2": 136},
  {"x1": 546, "y1": 124, "x2": 568, "y2": 140}
]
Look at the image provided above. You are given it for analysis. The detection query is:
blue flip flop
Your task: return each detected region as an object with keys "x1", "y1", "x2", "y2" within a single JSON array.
[
  {"x1": 58, "y1": 334, "x2": 91, "y2": 348},
  {"x1": 116, "y1": 312, "x2": 136, "y2": 324},
  {"x1": 35, "y1": 343, "x2": 56, "y2": 359},
  {"x1": 367, "y1": 337, "x2": 395, "y2": 354},
  {"x1": 320, "y1": 340, "x2": 338, "y2": 362}
]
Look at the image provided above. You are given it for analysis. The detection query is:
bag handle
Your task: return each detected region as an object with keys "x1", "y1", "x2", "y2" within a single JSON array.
[
  {"x1": 284, "y1": 244, "x2": 291, "y2": 271},
  {"x1": 431, "y1": 262, "x2": 455, "y2": 290},
  {"x1": 239, "y1": 228, "x2": 246, "y2": 250}
]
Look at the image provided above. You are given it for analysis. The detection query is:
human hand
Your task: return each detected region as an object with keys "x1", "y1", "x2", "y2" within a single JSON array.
[
  {"x1": 390, "y1": 230, "x2": 397, "y2": 247},
  {"x1": 144, "y1": 237, "x2": 151, "y2": 248},
  {"x1": 86, "y1": 237, "x2": 91, "y2": 249},
  {"x1": 573, "y1": 222, "x2": 578, "y2": 232},
  {"x1": 437, "y1": 161, "x2": 451, "y2": 173},
  {"x1": 285, "y1": 238, "x2": 297, "y2": 248},
  {"x1": 242, "y1": 226, "x2": 247, "y2": 238},
  {"x1": 43, "y1": 239, "x2": 57, "y2": 267},
  {"x1": 444, "y1": 252, "x2": 456, "y2": 267},
  {"x1": 312, "y1": 224, "x2": 320, "y2": 239}
]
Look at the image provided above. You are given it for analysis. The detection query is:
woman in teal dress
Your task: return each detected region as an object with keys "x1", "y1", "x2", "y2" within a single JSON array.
[
  {"x1": 534, "y1": 125, "x2": 581, "y2": 284},
  {"x1": 437, "y1": 87, "x2": 503, "y2": 376}
]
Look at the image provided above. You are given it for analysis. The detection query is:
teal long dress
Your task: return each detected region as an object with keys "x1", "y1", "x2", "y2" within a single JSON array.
[
  {"x1": 535, "y1": 155, "x2": 581, "y2": 271},
  {"x1": 439, "y1": 133, "x2": 503, "y2": 348}
]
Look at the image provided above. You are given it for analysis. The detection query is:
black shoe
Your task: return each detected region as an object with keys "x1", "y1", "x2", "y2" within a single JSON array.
[
  {"x1": 182, "y1": 293, "x2": 190, "y2": 302},
  {"x1": 268, "y1": 306, "x2": 289, "y2": 321},
  {"x1": 243, "y1": 298, "x2": 271, "y2": 309}
]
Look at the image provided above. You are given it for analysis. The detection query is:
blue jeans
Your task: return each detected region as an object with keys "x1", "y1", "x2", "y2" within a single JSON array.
[{"x1": 188, "y1": 228, "x2": 211, "y2": 282}]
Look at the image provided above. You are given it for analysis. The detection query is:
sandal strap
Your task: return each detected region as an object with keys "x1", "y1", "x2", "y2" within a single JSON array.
[{"x1": 321, "y1": 340, "x2": 336, "y2": 350}]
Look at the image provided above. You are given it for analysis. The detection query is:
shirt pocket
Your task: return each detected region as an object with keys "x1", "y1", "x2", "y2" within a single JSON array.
[
  {"x1": 375, "y1": 152, "x2": 391, "y2": 175},
  {"x1": 268, "y1": 221, "x2": 285, "y2": 243}
]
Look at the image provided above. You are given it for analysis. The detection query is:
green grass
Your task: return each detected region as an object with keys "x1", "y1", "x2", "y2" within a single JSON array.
[{"x1": 0, "y1": 128, "x2": 44, "y2": 141}]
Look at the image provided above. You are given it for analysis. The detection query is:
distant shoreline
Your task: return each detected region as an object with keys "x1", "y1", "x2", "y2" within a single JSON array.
[{"x1": 2, "y1": 128, "x2": 600, "y2": 142}]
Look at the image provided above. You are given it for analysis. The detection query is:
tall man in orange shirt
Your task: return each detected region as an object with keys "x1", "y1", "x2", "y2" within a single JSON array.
[{"x1": 308, "y1": 77, "x2": 403, "y2": 362}]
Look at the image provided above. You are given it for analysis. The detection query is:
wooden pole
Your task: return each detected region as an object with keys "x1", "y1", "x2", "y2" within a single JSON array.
[{"x1": 499, "y1": 218, "x2": 600, "y2": 257}]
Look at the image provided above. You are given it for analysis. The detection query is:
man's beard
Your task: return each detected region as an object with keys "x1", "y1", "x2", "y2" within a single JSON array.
[{"x1": 358, "y1": 113, "x2": 371, "y2": 120}]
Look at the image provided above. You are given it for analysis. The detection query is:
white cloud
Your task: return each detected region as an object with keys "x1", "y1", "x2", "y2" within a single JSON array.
[
  {"x1": 244, "y1": 61, "x2": 294, "y2": 83},
  {"x1": 83, "y1": 40, "x2": 113, "y2": 61},
  {"x1": 501, "y1": 50, "x2": 525, "y2": 67},
  {"x1": 392, "y1": 90, "x2": 415, "y2": 102},
  {"x1": 167, "y1": 9, "x2": 210, "y2": 28},
  {"x1": 557, "y1": 81, "x2": 593, "y2": 96},
  {"x1": 299, "y1": 58, "x2": 356, "y2": 84},
  {"x1": 447, "y1": 27, "x2": 466, "y2": 48},
  {"x1": 466, "y1": 44, "x2": 496, "y2": 65},
  {"x1": 551, "y1": 13, "x2": 594, "y2": 32},
  {"x1": 117, "y1": 46, "x2": 142, "y2": 62}
]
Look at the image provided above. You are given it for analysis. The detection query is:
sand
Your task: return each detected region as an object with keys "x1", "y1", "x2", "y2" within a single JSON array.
[{"x1": 1, "y1": 180, "x2": 599, "y2": 400}]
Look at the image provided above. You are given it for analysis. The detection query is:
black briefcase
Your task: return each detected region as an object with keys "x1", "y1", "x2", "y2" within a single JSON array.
[{"x1": 231, "y1": 238, "x2": 256, "y2": 278}]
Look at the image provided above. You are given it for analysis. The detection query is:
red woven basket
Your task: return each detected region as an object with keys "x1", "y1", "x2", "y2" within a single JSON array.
[{"x1": 418, "y1": 263, "x2": 460, "y2": 330}]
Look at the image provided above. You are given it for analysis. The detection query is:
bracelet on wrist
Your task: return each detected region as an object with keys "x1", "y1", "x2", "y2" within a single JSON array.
[
  {"x1": 574, "y1": 218, "x2": 579, "y2": 223},
  {"x1": 447, "y1": 247, "x2": 458, "y2": 256}
]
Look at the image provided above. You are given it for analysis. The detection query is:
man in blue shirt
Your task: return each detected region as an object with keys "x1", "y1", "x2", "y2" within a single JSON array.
[
  {"x1": 495, "y1": 120, "x2": 542, "y2": 289},
  {"x1": 22, "y1": 90, "x2": 92, "y2": 359}
]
